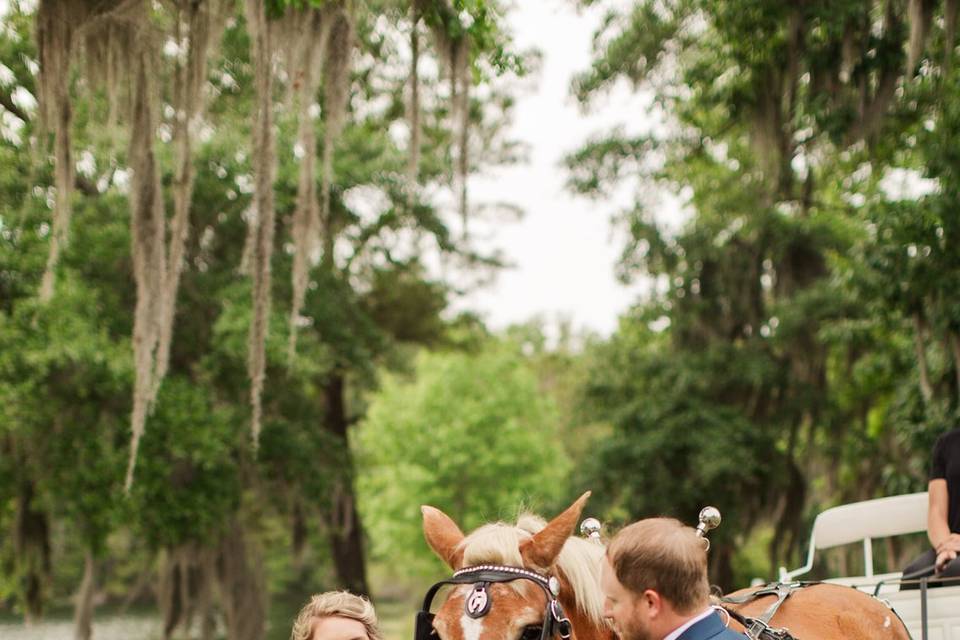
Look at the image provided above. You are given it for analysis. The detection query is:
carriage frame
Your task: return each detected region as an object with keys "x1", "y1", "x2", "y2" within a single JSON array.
[{"x1": 776, "y1": 492, "x2": 960, "y2": 640}]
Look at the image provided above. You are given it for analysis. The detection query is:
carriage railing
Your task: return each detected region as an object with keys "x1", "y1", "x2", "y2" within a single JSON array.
[
  {"x1": 778, "y1": 491, "x2": 929, "y2": 582},
  {"x1": 743, "y1": 491, "x2": 955, "y2": 640}
]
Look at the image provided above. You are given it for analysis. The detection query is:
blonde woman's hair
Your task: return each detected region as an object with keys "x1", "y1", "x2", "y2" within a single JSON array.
[{"x1": 290, "y1": 591, "x2": 383, "y2": 640}]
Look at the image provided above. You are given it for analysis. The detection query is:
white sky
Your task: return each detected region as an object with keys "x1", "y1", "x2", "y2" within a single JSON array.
[{"x1": 455, "y1": 0, "x2": 668, "y2": 337}]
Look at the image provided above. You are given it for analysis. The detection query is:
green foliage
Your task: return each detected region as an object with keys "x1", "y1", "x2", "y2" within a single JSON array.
[
  {"x1": 126, "y1": 377, "x2": 241, "y2": 549},
  {"x1": 577, "y1": 314, "x2": 779, "y2": 533},
  {"x1": 355, "y1": 343, "x2": 570, "y2": 575}
]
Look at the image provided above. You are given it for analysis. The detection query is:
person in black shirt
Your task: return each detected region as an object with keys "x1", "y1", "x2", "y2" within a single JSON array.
[{"x1": 901, "y1": 427, "x2": 960, "y2": 589}]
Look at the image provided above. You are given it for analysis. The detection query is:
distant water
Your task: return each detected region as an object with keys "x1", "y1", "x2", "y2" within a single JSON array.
[{"x1": 0, "y1": 614, "x2": 161, "y2": 640}]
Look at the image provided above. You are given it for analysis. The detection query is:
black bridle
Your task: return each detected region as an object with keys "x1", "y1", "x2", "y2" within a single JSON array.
[{"x1": 415, "y1": 564, "x2": 573, "y2": 640}]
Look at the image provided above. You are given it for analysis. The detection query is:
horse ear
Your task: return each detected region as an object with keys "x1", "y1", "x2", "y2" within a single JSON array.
[
  {"x1": 520, "y1": 491, "x2": 591, "y2": 569},
  {"x1": 422, "y1": 505, "x2": 466, "y2": 569}
]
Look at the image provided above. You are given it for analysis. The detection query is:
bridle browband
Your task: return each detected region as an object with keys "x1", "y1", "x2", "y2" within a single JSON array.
[{"x1": 415, "y1": 564, "x2": 573, "y2": 640}]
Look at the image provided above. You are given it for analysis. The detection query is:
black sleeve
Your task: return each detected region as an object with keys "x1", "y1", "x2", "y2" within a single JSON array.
[{"x1": 931, "y1": 435, "x2": 947, "y2": 481}]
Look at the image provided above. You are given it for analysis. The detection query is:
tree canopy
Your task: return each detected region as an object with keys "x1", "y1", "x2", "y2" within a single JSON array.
[{"x1": 356, "y1": 343, "x2": 570, "y2": 575}]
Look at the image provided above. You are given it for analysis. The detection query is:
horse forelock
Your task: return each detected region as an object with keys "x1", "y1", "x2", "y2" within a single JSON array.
[
  {"x1": 460, "y1": 522, "x2": 529, "y2": 569},
  {"x1": 455, "y1": 513, "x2": 606, "y2": 628}
]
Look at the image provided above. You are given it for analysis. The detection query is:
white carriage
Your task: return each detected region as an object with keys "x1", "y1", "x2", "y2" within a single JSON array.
[{"x1": 777, "y1": 492, "x2": 960, "y2": 640}]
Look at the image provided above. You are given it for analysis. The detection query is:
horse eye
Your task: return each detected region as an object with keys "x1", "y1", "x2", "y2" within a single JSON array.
[{"x1": 520, "y1": 626, "x2": 542, "y2": 640}]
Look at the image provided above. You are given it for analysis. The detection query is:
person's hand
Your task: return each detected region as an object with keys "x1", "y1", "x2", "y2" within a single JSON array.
[
  {"x1": 936, "y1": 534, "x2": 960, "y2": 554},
  {"x1": 935, "y1": 548, "x2": 957, "y2": 573}
]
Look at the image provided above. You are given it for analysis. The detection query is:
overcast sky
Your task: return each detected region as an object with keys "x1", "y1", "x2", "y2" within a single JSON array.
[{"x1": 455, "y1": 0, "x2": 666, "y2": 338}]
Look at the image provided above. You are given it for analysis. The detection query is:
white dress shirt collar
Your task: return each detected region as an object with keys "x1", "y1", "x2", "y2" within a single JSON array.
[{"x1": 662, "y1": 607, "x2": 715, "y2": 640}]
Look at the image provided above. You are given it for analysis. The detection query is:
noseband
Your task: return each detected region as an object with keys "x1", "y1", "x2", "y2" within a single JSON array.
[{"x1": 415, "y1": 564, "x2": 573, "y2": 640}]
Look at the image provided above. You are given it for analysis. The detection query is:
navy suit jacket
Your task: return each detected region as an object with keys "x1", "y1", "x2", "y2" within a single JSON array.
[{"x1": 675, "y1": 611, "x2": 748, "y2": 640}]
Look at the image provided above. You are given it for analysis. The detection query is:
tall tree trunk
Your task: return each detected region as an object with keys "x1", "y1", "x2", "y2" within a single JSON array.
[
  {"x1": 907, "y1": 0, "x2": 933, "y2": 74},
  {"x1": 73, "y1": 550, "x2": 96, "y2": 640},
  {"x1": 198, "y1": 548, "x2": 217, "y2": 640},
  {"x1": 158, "y1": 543, "x2": 215, "y2": 640},
  {"x1": 291, "y1": 499, "x2": 308, "y2": 578},
  {"x1": 158, "y1": 549, "x2": 183, "y2": 640},
  {"x1": 15, "y1": 477, "x2": 51, "y2": 625},
  {"x1": 323, "y1": 371, "x2": 369, "y2": 596},
  {"x1": 948, "y1": 329, "x2": 960, "y2": 402},
  {"x1": 709, "y1": 545, "x2": 734, "y2": 593},
  {"x1": 913, "y1": 312, "x2": 934, "y2": 404},
  {"x1": 946, "y1": 0, "x2": 959, "y2": 72},
  {"x1": 217, "y1": 519, "x2": 267, "y2": 640}
]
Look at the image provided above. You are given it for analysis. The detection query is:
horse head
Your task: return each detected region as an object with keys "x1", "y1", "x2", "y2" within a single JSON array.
[{"x1": 419, "y1": 492, "x2": 613, "y2": 640}]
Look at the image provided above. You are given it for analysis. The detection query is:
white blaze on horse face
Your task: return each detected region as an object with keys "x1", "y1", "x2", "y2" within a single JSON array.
[{"x1": 460, "y1": 612, "x2": 485, "y2": 640}]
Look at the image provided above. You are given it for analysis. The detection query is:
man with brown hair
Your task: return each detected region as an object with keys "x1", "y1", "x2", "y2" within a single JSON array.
[
  {"x1": 290, "y1": 591, "x2": 384, "y2": 640},
  {"x1": 601, "y1": 517, "x2": 746, "y2": 640}
]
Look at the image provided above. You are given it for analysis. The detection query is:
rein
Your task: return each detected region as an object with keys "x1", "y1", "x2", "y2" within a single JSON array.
[{"x1": 415, "y1": 564, "x2": 573, "y2": 640}]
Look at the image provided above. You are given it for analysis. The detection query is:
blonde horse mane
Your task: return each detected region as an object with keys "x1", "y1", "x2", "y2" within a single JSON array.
[{"x1": 457, "y1": 512, "x2": 606, "y2": 627}]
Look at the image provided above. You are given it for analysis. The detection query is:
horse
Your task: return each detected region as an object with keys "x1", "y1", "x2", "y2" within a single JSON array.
[{"x1": 419, "y1": 491, "x2": 912, "y2": 640}]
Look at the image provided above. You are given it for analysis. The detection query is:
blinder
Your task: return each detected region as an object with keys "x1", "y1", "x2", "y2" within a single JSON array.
[{"x1": 415, "y1": 565, "x2": 572, "y2": 640}]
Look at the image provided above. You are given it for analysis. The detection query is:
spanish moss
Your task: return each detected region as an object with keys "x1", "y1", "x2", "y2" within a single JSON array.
[
  {"x1": 320, "y1": 4, "x2": 355, "y2": 269},
  {"x1": 245, "y1": 0, "x2": 278, "y2": 450},
  {"x1": 421, "y1": 7, "x2": 471, "y2": 233},
  {"x1": 407, "y1": 12, "x2": 422, "y2": 190},
  {"x1": 154, "y1": 0, "x2": 229, "y2": 400},
  {"x1": 35, "y1": 0, "x2": 83, "y2": 301},
  {"x1": 126, "y1": 39, "x2": 168, "y2": 491},
  {"x1": 287, "y1": 8, "x2": 329, "y2": 363},
  {"x1": 453, "y1": 37, "x2": 470, "y2": 232}
]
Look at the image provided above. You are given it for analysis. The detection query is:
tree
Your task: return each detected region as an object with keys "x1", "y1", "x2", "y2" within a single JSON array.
[
  {"x1": 567, "y1": 0, "x2": 960, "y2": 584},
  {"x1": 355, "y1": 343, "x2": 571, "y2": 576}
]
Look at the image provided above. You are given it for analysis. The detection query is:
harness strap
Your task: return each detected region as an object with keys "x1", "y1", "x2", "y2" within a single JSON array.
[
  {"x1": 720, "y1": 582, "x2": 814, "y2": 640},
  {"x1": 722, "y1": 607, "x2": 798, "y2": 640},
  {"x1": 754, "y1": 583, "x2": 793, "y2": 627},
  {"x1": 720, "y1": 582, "x2": 815, "y2": 605}
]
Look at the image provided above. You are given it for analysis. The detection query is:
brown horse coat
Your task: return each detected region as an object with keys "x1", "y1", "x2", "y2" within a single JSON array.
[{"x1": 723, "y1": 583, "x2": 911, "y2": 640}]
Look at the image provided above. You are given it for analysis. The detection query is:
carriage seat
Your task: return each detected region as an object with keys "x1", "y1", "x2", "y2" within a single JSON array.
[{"x1": 778, "y1": 491, "x2": 928, "y2": 591}]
